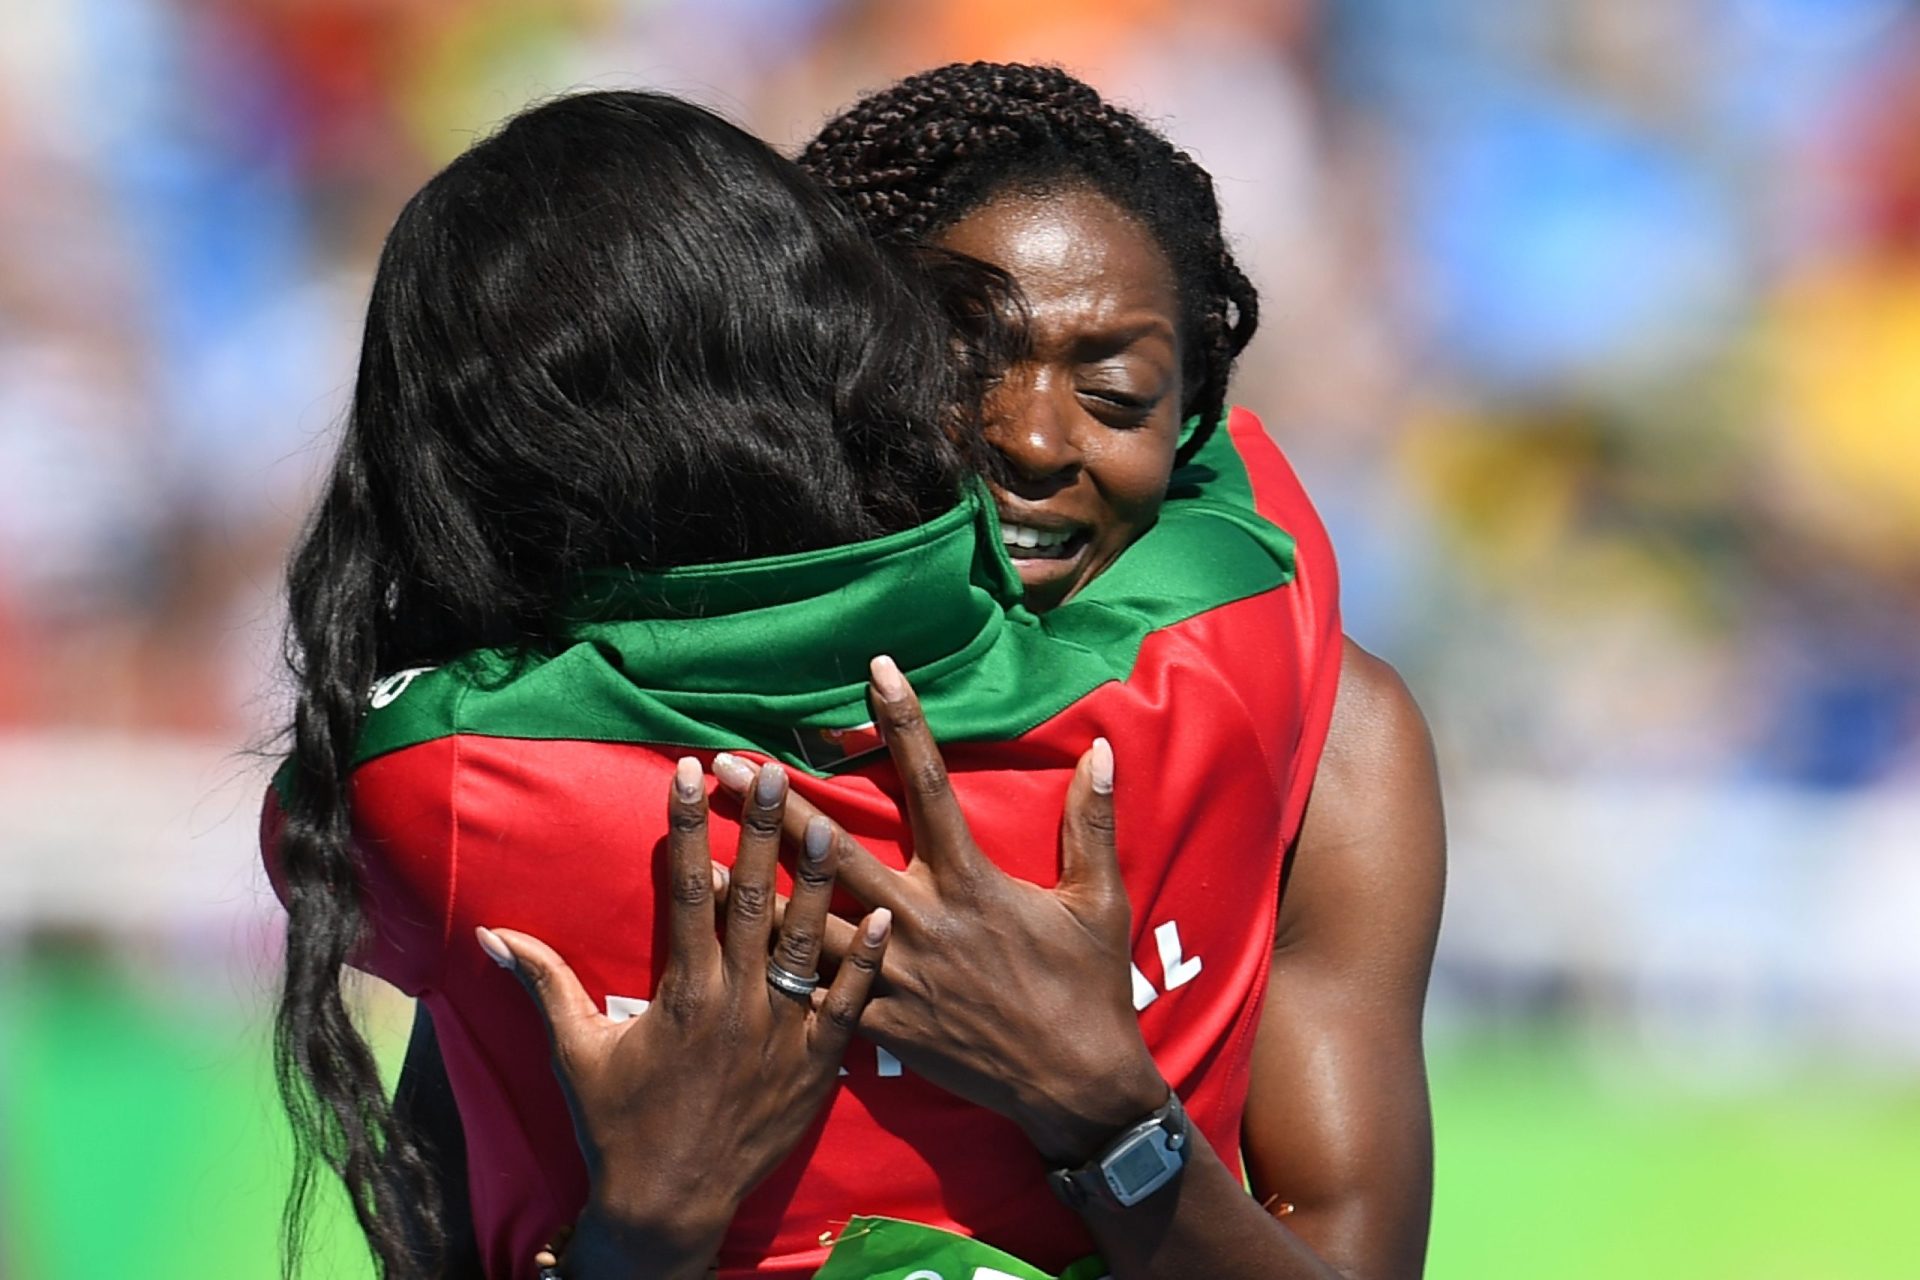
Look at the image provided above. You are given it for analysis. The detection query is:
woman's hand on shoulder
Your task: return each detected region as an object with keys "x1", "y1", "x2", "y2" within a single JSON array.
[
  {"x1": 478, "y1": 757, "x2": 891, "y2": 1279},
  {"x1": 712, "y1": 657, "x2": 1167, "y2": 1167}
]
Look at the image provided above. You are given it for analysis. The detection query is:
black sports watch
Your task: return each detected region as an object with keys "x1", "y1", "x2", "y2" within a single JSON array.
[{"x1": 1047, "y1": 1088, "x2": 1191, "y2": 1210}]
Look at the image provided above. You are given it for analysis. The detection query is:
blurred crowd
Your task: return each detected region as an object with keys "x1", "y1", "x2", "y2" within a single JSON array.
[
  {"x1": 6, "y1": 9, "x2": 1917, "y2": 1272},
  {"x1": 5, "y1": 0, "x2": 1918, "y2": 797}
]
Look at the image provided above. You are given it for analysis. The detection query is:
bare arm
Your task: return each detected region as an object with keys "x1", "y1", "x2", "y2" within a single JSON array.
[
  {"x1": 716, "y1": 657, "x2": 1431, "y2": 1280},
  {"x1": 1241, "y1": 639, "x2": 1447, "y2": 1279}
]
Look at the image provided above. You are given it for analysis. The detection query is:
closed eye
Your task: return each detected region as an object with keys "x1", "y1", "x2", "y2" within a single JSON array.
[{"x1": 1079, "y1": 388, "x2": 1157, "y2": 425}]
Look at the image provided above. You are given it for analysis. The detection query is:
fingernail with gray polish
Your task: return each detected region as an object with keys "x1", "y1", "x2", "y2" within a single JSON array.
[
  {"x1": 712, "y1": 752, "x2": 753, "y2": 788},
  {"x1": 869, "y1": 654, "x2": 908, "y2": 700},
  {"x1": 674, "y1": 756, "x2": 702, "y2": 802},
  {"x1": 1090, "y1": 737, "x2": 1115, "y2": 796},
  {"x1": 804, "y1": 815, "x2": 832, "y2": 863},
  {"x1": 755, "y1": 762, "x2": 787, "y2": 807},
  {"x1": 476, "y1": 926, "x2": 515, "y2": 970}
]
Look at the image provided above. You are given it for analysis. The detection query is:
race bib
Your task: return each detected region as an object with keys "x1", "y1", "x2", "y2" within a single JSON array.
[{"x1": 812, "y1": 1216, "x2": 1107, "y2": 1280}]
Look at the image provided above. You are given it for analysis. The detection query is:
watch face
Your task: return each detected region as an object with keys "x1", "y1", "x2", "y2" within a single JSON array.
[{"x1": 1105, "y1": 1132, "x2": 1176, "y2": 1201}]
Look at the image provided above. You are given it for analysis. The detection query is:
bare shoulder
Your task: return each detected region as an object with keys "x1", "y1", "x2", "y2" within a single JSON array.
[
  {"x1": 1275, "y1": 638, "x2": 1444, "y2": 954},
  {"x1": 1325, "y1": 640, "x2": 1433, "y2": 773}
]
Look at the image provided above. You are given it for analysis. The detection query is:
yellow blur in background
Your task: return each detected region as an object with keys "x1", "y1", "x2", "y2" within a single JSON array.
[{"x1": 2, "y1": 1, "x2": 1918, "y2": 1276}]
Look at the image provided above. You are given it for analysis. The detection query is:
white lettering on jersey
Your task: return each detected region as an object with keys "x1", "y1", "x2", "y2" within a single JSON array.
[
  {"x1": 614, "y1": 920, "x2": 1203, "y2": 1080},
  {"x1": 605, "y1": 995, "x2": 650, "y2": 1023},
  {"x1": 1155, "y1": 920, "x2": 1203, "y2": 990},
  {"x1": 1131, "y1": 962, "x2": 1159, "y2": 1011}
]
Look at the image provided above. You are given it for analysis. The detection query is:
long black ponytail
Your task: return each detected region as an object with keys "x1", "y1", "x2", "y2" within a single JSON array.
[{"x1": 271, "y1": 89, "x2": 1012, "y2": 1276}]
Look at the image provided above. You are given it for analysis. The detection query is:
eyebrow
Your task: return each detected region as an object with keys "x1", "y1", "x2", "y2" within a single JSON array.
[{"x1": 1068, "y1": 316, "x2": 1179, "y2": 360}]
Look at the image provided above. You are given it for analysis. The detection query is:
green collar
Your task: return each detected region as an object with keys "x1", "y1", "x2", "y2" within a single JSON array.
[
  {"x1": 340, "y1": 413, "x2": 1296, "y2": 776},
  {"x1": 562, "y1": 479, "x2": 1024, "y2": 705}
]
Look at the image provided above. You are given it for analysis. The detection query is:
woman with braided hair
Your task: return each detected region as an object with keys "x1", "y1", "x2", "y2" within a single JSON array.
[
  {"x1": 399, "y1": 64, "x2": 1441, "y2": 1280},
  {"x1": 798, "y1": 61, "x2": 1261, "y2": 613},
  {"x1": 790, "y1": 63, "x2": 1442, "y2": 1280}
]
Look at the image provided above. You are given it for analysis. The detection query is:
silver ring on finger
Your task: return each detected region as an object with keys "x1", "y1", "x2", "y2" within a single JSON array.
[{"x1": 765, "y1": 960, "x2": 820, "y2": 1001}]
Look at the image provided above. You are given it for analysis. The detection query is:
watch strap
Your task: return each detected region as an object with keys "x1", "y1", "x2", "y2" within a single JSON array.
[{"x1": 1047, "y1": 1088, "x2": 1190, "y2": 1210}]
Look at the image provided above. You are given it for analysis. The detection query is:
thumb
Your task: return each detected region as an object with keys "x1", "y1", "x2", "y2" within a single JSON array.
[
  {"x1": 1058, "y1": 738, "x2": 1124, "y2": 916},
  {"x1": 477, "y1": 926, "x2": 602, "y2": 1051}
]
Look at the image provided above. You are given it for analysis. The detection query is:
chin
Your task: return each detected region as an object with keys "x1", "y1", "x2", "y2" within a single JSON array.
[{"x1": 1013, "y1": 562, "x2": 1081, "y2": 613}]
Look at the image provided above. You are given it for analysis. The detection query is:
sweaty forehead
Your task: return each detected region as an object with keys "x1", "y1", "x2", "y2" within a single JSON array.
[{"x1": 935, "y1": 188, "x2": 1180, "y2": 348}]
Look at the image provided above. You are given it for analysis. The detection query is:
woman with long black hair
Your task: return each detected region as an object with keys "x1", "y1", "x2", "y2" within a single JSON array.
[
  {"x1": 272, "y1": 73, "x2": 1425, "y2": 1280},
  {"x1": 264, "y1": 88, "x2": 1006, "y2": 1276}
]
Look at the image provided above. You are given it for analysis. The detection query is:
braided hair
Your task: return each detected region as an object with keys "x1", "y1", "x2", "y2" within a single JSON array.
[{"x1": 801, "y1": 61, "x2": 1259, "y2": 461}]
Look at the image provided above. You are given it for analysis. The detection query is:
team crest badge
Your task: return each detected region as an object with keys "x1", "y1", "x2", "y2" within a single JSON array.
[{"x1": 791, "y1": 720, "x2": 884, "y2": 770}]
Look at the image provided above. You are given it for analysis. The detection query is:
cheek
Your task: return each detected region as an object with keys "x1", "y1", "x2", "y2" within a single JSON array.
[{"x1": 1088, "y1": 434, "x2": 1176, "y2": 533}]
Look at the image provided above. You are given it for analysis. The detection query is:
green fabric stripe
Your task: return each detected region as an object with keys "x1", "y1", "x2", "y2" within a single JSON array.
[
  {"x1": 344, "y1": 412, "x2": 1291, "y2": 775},
  {"x1": 813, "y1": 1215, "x2": 1104, "y2": 1280}
]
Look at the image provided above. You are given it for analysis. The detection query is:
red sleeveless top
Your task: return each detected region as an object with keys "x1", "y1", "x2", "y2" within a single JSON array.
[{"x1": 264, "y1": 408, "x2": 1341, "y2": 1277}]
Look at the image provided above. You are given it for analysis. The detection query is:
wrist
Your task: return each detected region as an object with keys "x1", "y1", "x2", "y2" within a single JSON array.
[
  {"x1": 568, "y1": 1186, "x2": 731, "y2": 1278},
  {"x1": 1015, "y1": 1052, "x2": 1170, "y2": 1167},
  {"x1": 1047, "y1": 1088, "x2": 1193, "y2": 1214}
]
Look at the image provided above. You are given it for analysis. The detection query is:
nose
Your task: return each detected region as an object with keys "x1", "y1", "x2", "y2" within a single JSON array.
[{"x1": 988, "y1": 378, "x2": 1084, "y2": 492}]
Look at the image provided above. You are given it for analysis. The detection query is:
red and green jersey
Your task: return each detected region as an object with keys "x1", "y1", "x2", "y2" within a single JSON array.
[{"x1": 263, "y1": 408, "x2": 1341, "y2": 1278}]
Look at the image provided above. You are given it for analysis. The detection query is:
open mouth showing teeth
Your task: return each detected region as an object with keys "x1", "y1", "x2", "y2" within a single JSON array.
[{"x1": 1000, "y1": 521, "x2": 1089, "y2": 561}]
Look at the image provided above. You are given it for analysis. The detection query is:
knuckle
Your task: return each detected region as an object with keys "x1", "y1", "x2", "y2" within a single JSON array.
[
  {"x1": 917, "y1": 916, "x2": 953, "y2": 952},
  {"x1": 775, "y1": 925, "x2": 819, "y2": 969},
  {"x1": 712, "y1": 1002, "x2": 748, "y2": 1040},
  {"x1": 742, "y1": 807, "x2": 784, "y2": 836},
  {"x1": 668, "y1": 805, "x2": 707, "y2": 836},
  {"x1": 822, "y1": 995, "x2": 862, "y2": 1033},
  {"x1": 521, "y1": 980, "x2": 556, "y2": 1017},
  {"x1": 791, "y1": 861, "x2": 834, "y2": 892},
  {"x1": 1078, "y1": 803, "x2": 1117, "y2": 840},
  {"x1": 888, "y1": 701, "x2": 928, "y2": 736},
  {"x1": 936, "y1": 878, "x2": 978, "y2": 912},
  {"x1": 905, "y1": 760, "x2": 950, "y2": 798},
  {"x1": 832, "y1": 832, "x2": 866, "y2": 866},
  {"x1": 668, "y1": 865, "x2": 712, "y2": 909},
  {"x1": 922, "y1": 912, "x2": 970, "y2": 952},
  {"x1": 661, "y1": 982, "x2": 705, "y2": 1023},
  {"x1": 727, "y1": 881, "x2": 771, "y2": 920}
]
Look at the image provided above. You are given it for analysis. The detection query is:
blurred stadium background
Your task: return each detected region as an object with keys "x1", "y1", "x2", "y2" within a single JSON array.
[{"x1": 3, "y1": 0, "x2": 1917, "y2": 1276}]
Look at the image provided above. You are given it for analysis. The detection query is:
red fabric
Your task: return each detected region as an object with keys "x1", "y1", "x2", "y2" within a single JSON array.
[
  {"x1": 262, "y1": 411, "x2": 1342, "y2": 1277},
  {"x1": 1221, "y1": 406, "x2": 1344, "y2": 855}
]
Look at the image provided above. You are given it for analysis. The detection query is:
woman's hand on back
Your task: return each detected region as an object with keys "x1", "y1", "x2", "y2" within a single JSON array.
[
  {"x1": 478, "y1": 756, "x2": 891, "y2": 1279},
  {"x1": 714, "y1": 660, "x2": 1358, "y2": 1280},
  {"x1": 713, "y1": 657, "x2": 1167, "y2": 1167}
]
